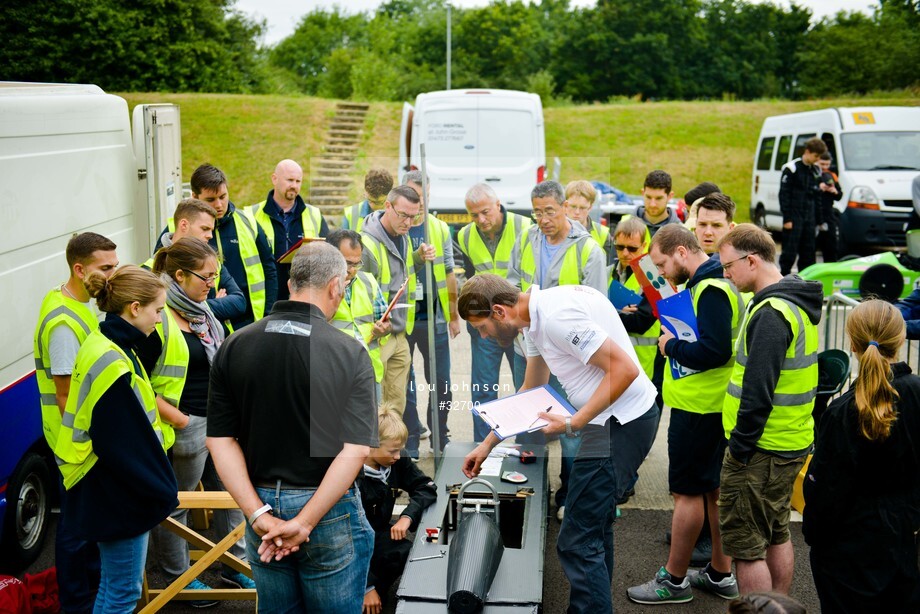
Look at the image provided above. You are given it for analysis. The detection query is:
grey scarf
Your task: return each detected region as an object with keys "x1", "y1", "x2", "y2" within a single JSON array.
[
  {"x1": 166, "y1": 279, "x2": 224, "y2": 365},
  {"x1": 363, "y1": 464, "x2": 391, "y2": 484}
]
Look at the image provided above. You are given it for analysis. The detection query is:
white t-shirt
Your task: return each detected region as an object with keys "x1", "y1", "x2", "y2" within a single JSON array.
[
  {"x1": 522, "y1": 285, "x2": 657, "y2": 426},
  {"x1": 49, "y1": 325, "x2": 81, "y2": 376}
]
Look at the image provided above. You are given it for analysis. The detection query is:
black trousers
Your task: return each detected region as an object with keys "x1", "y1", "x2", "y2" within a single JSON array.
[{"x1": 779, "y1": 215, "x2": 816, "y2": 275}]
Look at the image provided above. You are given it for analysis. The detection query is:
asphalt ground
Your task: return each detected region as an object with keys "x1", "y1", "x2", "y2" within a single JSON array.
[{"x1": 22, "y1": 324, "x2": 824, "y2": 613}]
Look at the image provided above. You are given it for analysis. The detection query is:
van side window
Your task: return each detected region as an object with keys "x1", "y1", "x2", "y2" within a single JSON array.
[
  {"x1": 774, "y1": 135, "x2": 793, "y2": 170},
  {"x1": 792, "y1": 133, "x2": 816, "y2": 159},
  {"x1": 756, "y1": 137, "x2": 775, "y2": 170}
]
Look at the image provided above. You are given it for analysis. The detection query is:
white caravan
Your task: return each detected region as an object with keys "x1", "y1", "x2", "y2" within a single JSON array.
[
  {"x1": 0, "y1": 82, "x2": 180, "y2": 569},
  {"x1": 400, "y1": 89, "x2": 546, "y2": 228}
]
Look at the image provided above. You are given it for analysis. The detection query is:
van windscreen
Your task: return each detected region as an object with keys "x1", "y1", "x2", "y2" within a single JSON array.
[{"x1": 841, "y1": 131, "x2": 920, "y2": 171}]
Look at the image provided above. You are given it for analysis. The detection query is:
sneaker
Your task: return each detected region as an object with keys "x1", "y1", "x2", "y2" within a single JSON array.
[
  {"x1": 626, "y1": 567, "x2": 693, "y2": 604},
  {"x1": 184, "y1": 578, "x2": 219, "y2": 609},
  {"x1": 690, "y1": 536, "x2": 713, "y2": 567},
  {"x1": 688, "y1": 567, "x2": 739, "y2": 600},
  {"x1": 419, "y1": 427, "x2": 431, "y2": 440},
  {"x1": 556, "y1": 506, "x2": 565, "y2": 521},
  {"x1": 219, "y1": 571, "x2": 256, "y2": 590}
]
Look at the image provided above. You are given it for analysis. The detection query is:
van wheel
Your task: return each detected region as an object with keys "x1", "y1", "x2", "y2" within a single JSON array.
[
  {"x1": 752, "y1": 205, "x2": 767, "y2": 230},
  {"x1": 0, "y1": 453, "x2": 52, "y2": 571}
]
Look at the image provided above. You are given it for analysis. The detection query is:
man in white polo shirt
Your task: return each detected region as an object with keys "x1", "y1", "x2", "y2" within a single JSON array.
[{"x1": 460, "y1": 273, "x2": 658, "y2": 614}]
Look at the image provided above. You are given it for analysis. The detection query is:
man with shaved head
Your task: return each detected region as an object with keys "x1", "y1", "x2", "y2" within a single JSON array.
[{"x1": 251, "y1": 159, "x2": 330, "y2": 301}]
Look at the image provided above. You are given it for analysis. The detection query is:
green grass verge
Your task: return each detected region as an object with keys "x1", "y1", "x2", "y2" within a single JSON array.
[{"x1": 120, "y1": 92, "x2": 918, "y2": 223}]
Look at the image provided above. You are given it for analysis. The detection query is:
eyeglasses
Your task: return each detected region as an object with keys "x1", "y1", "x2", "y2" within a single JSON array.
[
  {"x1": 392, "y1": 208, "x2": 423, "y2": 223},
  {"x1": 345, "y1": 260, "x2": 363, "y2": 271},
  {"x1": 721, "y1": 253, "x2": 750, "y2": 271},
  {"x1": 614, "y1": 244, "x2": 642, "y2": 253},
  {"x1": 566, "y1": 204, "x2": 591, "y2": 212},
  {"x1": 183, "y1": 269, "x2": 217, "y2": 284},
  {"x1": 531, "y1": 209, "x2": 559, "y2": 221}
]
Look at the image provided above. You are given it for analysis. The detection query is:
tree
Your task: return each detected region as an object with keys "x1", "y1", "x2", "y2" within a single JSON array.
[{"x1": 0, "y1": 0, "x2": 267, "y2": 92}]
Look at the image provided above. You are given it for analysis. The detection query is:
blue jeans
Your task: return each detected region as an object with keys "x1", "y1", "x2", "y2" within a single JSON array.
[
  {"x1": 557, "y1": 405, "x2": 658, "y2": 614},
  {"x1": 248, "y1": 486, "x2": 374, "y2": 613},
  {"x1": 404, "y1": 321, "x2": 451, "y2": 453},
  {"x1": 469, "y1": 323, "x2": 521, "y2": 442},
  {"x1": 57, "y1": 479, "x2": 100, "y2": 614},
  {"x1": 94, "y1": 532, "x2": 149, "y2": 614}
]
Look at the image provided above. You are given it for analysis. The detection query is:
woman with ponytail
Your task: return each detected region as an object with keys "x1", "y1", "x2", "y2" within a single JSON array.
[
  {"x1": 803, "y1": 299, "x2": 920, "y2": 612},
  {"x1": 53, "y1": 265, "x2": 178, "y2": 613}
]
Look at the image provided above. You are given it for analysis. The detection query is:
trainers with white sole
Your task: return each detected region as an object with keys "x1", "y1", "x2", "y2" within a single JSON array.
[
  {"x1": 626, "y1": 566, "x2": 693, "y2": 604},
  {"x1": 220, "y1": 571, "x2": 256, "y2": 590},
  {"x1": 687, "y1": 566, "x2": 739, "y2": 600}
]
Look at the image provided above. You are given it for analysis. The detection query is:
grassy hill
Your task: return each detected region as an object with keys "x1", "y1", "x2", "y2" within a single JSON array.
[{"x1": 120, "y1": 92, "x2": 918, "y2": 223}]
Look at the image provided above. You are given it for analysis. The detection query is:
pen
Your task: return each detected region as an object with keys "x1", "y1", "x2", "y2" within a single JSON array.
[{"x1": 527, "y1": 406, "x2": 553, "y2": 430}]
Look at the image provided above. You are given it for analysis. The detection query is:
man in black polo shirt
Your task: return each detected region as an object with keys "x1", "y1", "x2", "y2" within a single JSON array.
[{"x1": 207, "y1": 242, "x2": 378, "y2": 612}]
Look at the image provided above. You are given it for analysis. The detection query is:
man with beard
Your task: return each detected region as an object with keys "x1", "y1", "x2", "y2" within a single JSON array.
[
  {"x1": 459, "y1": 274, "x2": 658, "y2": 614},
  {"x1": 250, "y1": 159, "x2": 329, "y2": 301},
  {"x1": 627, "y1": 225, "x2": 745, "y2": 604}
]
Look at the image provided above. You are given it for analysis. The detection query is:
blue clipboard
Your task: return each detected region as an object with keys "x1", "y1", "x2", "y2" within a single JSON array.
[
  {"x1": 608, "y1": 280, "x2": 642, "y2": 310},
  {"x1": 656, "y1": 290, "x2": 701, "y2": 380},
  {"x1": 472, "y1": 384, "x2": 576, "y2": 440}
]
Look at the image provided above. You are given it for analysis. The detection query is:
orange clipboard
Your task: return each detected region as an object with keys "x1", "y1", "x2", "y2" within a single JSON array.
[
  {"x1": 382, "y1": 278, "x2": 409, "y2": 322},
  {"x1": 277, "y1": 236, "x2": 325, "y2": 264}
]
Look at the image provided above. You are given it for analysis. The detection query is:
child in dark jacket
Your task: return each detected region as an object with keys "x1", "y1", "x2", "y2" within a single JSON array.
[{"x1": 359, "y1": 407, "x2": 437, "y2": 614}]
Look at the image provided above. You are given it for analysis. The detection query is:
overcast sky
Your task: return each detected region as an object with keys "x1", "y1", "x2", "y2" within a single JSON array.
[{"x1": 234, "y1": 0, "x2": 878, "y2": 46}]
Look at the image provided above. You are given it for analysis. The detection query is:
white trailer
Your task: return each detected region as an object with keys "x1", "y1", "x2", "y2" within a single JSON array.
[{"x1": 0, "y1": 82, "x2": 181, "y2": 569}]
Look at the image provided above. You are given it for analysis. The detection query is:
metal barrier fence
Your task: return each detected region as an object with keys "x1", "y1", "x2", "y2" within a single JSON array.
[{"x1": 822, "y1": 291, "x2": 920, "y2": 386}]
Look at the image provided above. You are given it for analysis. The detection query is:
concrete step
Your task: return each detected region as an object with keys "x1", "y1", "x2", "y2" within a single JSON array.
[
  {"x1": 310, "y1": 186, "x2": 350, "y2": 195},
  {"x1": 310, "y1": 197, "x2": 349, "y2": 209},
  {"x1": 327, "y1": 137, "x2": 360, "y2": 145},
  {"x1": 312, "y1": 176, "x2": 353, "y2": 186},
  {"x1": 335, "y1": 110, "x2": 368, "y2": 119},
  {"x1": 329, "y1": 128, "x2": 362, "y2": 137},
  {"x1": 313, "y1": 170, "x2": 352, "y2": 179},
  {"x1": 324, "y1": 145, "x2": 358, "y2": 153},
  {"x1": 330, "y1": 117, "x2": 365, "y2": 126},
  {"x1": 336, "y1": 102, "x2": 370, "y2": 110},
  {"x1": 312, "y1": 158, "x2": 354, "y2": 167}
]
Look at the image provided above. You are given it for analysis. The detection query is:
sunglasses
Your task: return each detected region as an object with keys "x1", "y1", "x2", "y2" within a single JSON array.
[{"x1": 614, "y1": 244, "x2": 642, "y2": 253}]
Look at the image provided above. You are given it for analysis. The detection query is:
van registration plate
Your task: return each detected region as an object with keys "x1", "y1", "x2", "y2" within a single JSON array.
[{"x1": 436, "y1": 213, "x2": 472, "y2": 225}]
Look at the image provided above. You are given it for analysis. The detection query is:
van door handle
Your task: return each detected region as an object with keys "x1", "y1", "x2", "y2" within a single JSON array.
[{"x1": 485, "y1": 177, "x2": 501, "y2": 182}]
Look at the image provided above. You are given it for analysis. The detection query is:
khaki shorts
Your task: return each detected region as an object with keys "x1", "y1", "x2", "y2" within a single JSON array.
[{"x1": 717, "y1": 449, "x2": 805, "y2": 561}]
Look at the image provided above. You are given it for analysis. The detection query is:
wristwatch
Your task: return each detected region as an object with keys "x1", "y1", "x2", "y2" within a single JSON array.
[{"x1": 565, "y1": 416, "x2": 576, "y2": 438}]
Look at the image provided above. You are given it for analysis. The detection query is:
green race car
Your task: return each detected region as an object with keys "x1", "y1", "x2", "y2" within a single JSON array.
[{"x1": 799, "y1": 251, "x2": 920, "y2": 301}]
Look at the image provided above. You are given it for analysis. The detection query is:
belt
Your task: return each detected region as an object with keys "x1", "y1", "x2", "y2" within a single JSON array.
[
  {"x1": 254, "y1": 480, "x2": 358, "y2": 491},
  {"x1": 254, "y1": 480, "x2": 318, "y2": 490}
]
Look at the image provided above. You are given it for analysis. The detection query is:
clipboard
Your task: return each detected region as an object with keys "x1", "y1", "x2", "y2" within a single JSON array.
[
  {"x1": 608, "y1": 280, "x2": 642, "y2": 310},
  {"x1": 628, "y1": 253, "x2": 677, "y2": 318},
  {"x1": 382, "y1": 278, "x2": 409, "y2": 322},
  {"x1": 657, "y1": 290, "x2": 701, "y2": 380},
  {"x1": 472, "y1": 384, "x2": 576, "y2": 440},
  {"x1": 277, "y1": 236, "x2": 325, "y2": 264}
]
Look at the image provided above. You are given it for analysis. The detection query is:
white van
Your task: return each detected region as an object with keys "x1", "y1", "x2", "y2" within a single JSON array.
[
  {"x1": 751, "y1": 107, "x2": 920, "y2": 253},
  {"x1": 0, "y1": 82, "x2": 180, "y2": 568},
  {"x1": 399, "y1": 89, "x2": 546, "y2": 227}
]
